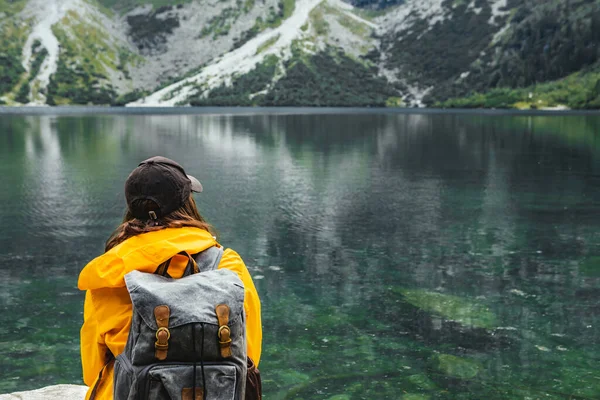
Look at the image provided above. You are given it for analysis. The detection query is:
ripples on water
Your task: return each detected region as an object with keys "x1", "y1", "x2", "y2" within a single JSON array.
[{"x1": 0, "y1": 111, "x2": 599, "y2": 398}]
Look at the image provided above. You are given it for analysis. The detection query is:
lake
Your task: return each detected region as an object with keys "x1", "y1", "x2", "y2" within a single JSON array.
[{"x1": 0, "y1": 109, "x2": 599, "y2": 399}]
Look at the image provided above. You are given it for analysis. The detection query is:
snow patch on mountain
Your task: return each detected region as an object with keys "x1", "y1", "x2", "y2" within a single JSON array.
[
  {"x1": 489, "y1": 0, "x2": 511, "y2": 43},
  {"x1": 489, "y1": 0, "x2": 509, "y2": 24},
  {"x1": 467, "y1": 1, "x2": 484, "y2": 15},
  {"x1": 20, "y1": 0, "x2": 80, "y2": 97},
  {"x1": 376, "y1": 0, "x2": 446, "y2": 35}
]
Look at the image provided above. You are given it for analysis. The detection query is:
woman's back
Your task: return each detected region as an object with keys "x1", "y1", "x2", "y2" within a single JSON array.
[{"x1": 78, "y1": 157, "x2": 261, "y2": 400}]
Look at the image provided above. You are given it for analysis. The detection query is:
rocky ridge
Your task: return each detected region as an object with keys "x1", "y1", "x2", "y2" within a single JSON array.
[{"x1": 0, "y1": 0, "x2": 598, "y2": 108}]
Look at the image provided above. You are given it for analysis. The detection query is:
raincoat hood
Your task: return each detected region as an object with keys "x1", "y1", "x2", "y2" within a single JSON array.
[{"x1": 78, "y1": 227, "x2": 217, "y2": 291}]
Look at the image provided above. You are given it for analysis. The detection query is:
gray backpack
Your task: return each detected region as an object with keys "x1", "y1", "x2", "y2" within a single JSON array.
[{"x1": 113, "y1": 246, "x2": 247, "y2": 400}]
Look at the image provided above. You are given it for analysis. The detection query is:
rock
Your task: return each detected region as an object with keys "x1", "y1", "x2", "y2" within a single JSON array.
[
  {"x1": 435, "y1": 354, "x2": 482, "y2": 379},
  {"x1": 395, "y1": 288, "x2": 497, "y2": 329},
  {"x1": 0, "y1": 385, "x2": 88, "y2": 400}
]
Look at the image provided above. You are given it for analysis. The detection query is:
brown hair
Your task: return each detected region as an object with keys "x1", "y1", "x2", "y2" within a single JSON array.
[{"x1": 105, "y1": 195, "x2": 215, "y2": 252}]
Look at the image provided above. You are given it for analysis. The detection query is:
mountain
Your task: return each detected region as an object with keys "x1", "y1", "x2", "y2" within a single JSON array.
[{"x1": 0, "y1": 0, "x2": 599, "y2": 108}]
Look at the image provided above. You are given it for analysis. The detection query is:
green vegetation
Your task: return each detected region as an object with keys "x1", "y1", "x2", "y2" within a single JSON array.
[
  {"x1": 336, "y1": 12, "x2": 370, "y2": 39},
  {"x1": 309, "y1": 4, "x2": 330, "y2": 36},
  {"x1": 231, "y1": 0, "x2": 296, "y2": 49},
  {"x1": 395, "y1": 0, "x2": 600, "y2": 106},
  {"x1": 114, "y1": 89, "x2": 149, "y2": 106},
  {"x1": 351, "y1": 4, "x2": 399, "y2": 21},
  {"x1": 199, "y1": 3, "x2": 242, "y2": 39},
  {"x1": 397, "y1": 289, "x2": 497, "y2": 329},
  {"x1": 261, "y1": 48, "x2": 398, "y2": 106},
  {"x1": 96, "y1": 0, "x2": 191, "y2": 12},
  {"x1": 127, "y1": 7, "x2": 179, "y2": 53},
  {"x1": 0, "y1": 0, "x2": 28, "y2": 16},
  {"x1": 190, "y1": 55, "x2": 279, "y2": 106},
  {"x1": 28, "y1": 41, "x2": 48, "y2": 81},
  {"x1": 14, "y1": 40, "x2": 50, "y2": 104},
  {"x1": 280, "y1": 0, "x2": 295, "y2": 20},
  {"x1": 384, "y1": 0, "x2": 499, "y2": 91},
  {"x1": 437, "y1": 68, "x2": 600, "y2": 109},
  {"x1": 478, "y1": 0, "x2": 600, "y2": 90},
  {"x1": 43, "y1": 11, "x2": 141, "y2": 105},
  {"x1": 303, "y1": 2, "x2": 374, "y2": 59},
  {"x1": 310, "y1": 2, "x2": 371, "y2": 40},
  {"x1": 199, "y1": 0, "x2": 270, "y2": 40},
  {"x1": 0, "y1": 21, "x2": 29, "y2": 97},
  {"x1": 232, "y1": 25, "x2": 262, "y2": 50},
  {"x1": 14, "y1": 81, "x2": 29, "y2": 104},
  {"x1": 46, "y1": 56, "x2": 117, "y2": 106},
  {"x1": 256, "y1": 34, "x2": 280, "y2": 55},
  {"x1": 345, "y1": 0, "x2": 404, "y2": 10},
  {"x1": 46, "y1": 14, "x2": 119, "y2": 105},
  {"x1": 116, "y1": 47, "x2": 142, "y2": 80},
  {"x1": 190, "y1": 46, "x2": 401, "y2": 107},
  {"x1": 385, "y1": 96, "x2": 405, "y2": 107},
  {"x1": 62, "y1": 11, "x2": 121, "y2": 72}
]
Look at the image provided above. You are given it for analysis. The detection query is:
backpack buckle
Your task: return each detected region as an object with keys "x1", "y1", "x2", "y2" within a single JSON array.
[
  {"x1": 155, "y1": 327, "x2": 171, "y2": 352},
  {"x1": 156, "y1": 327, "x2": 171, "y2": 340},
  {"x1": 154, "y1": 306, "x2": 171, "y2": 360},
  {"x1": 218, "y1": 325, "x2": 232, "y2": 344},
  {"x1": 215, "y1": 304, "x2": 233, "y2": 358}
]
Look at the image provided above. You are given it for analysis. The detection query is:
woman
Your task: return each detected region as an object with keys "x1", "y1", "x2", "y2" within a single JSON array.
[{"x1": 78, "y1": 156, "x2": 262, "y2": 400}]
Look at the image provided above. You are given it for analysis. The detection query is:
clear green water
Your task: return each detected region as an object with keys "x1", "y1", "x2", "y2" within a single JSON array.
[{"x1": 0, "y1": 111, "x2": 599, "y2": 399}]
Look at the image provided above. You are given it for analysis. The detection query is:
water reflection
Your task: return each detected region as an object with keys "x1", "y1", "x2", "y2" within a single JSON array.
[{"x1": 0, "y1": 112, "x2": 599, "y2": 397}]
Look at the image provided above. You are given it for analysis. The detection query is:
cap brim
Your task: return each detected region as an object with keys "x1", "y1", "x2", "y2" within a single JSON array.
[{"x1": 188, "y1": 175, "x2": 203, "y2": 193}]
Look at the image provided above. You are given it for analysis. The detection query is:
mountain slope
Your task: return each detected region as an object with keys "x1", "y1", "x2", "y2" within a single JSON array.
[
  {"x1": 0, "y1": 0, "x2": 599, "y2": 108},
  {"x1": 129, "y1": 0, "x2": 392, "y2": 106},
  {"x1": 375, "y1": 0, "x2": 600, "y2": 107},
  {"x1": 0, "y1": 0, "x2": 284, "y2": 105}
]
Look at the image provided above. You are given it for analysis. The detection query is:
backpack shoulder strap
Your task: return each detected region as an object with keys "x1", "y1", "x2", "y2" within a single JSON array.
[{"x1": 194, "y1": 246, "x2": 224, "y2": 273}]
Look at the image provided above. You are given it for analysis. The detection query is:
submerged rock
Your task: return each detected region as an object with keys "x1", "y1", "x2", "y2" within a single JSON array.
[
  {"x1": 397, "y1": 289, "x2": 497, "y2": 329},
  {"x1": 435, "y1": 354, "x2": 482, "y2": 379},
  {"x1": 0, "y1": 385, "x2": 87, "y2": 400}
]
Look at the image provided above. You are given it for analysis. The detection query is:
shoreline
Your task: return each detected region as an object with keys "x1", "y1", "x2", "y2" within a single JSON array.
[{"x1": 1, "y1": 106, "x2": 600, "y2": 117}]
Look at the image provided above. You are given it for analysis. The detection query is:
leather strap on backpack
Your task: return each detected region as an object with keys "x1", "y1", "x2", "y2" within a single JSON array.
[
  {"x1": 215, "y1": 304, "x2": 232, "y2": 358},
  {"x1": 154, "y1": 305, "x2": 171, "y2": 360},
  {"x1": 155, "y1": 252, "x2": 199, "y2": 277},
  {"x1": 182, "y1": 387, "x2": 204, "y2": 400}
]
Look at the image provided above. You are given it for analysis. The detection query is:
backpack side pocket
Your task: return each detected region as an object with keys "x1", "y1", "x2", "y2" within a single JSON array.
[
  {"x1": 114, "y1": 353, "x2": 135, "y2": 400},
  {"x1": 245, "y1": 357, "x2": 262, "y2": 400}
]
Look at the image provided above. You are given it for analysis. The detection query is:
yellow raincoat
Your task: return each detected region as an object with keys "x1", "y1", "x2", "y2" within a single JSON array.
[{"x1": 78, "y1": 227, "x2": 262, "y2": 400}]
